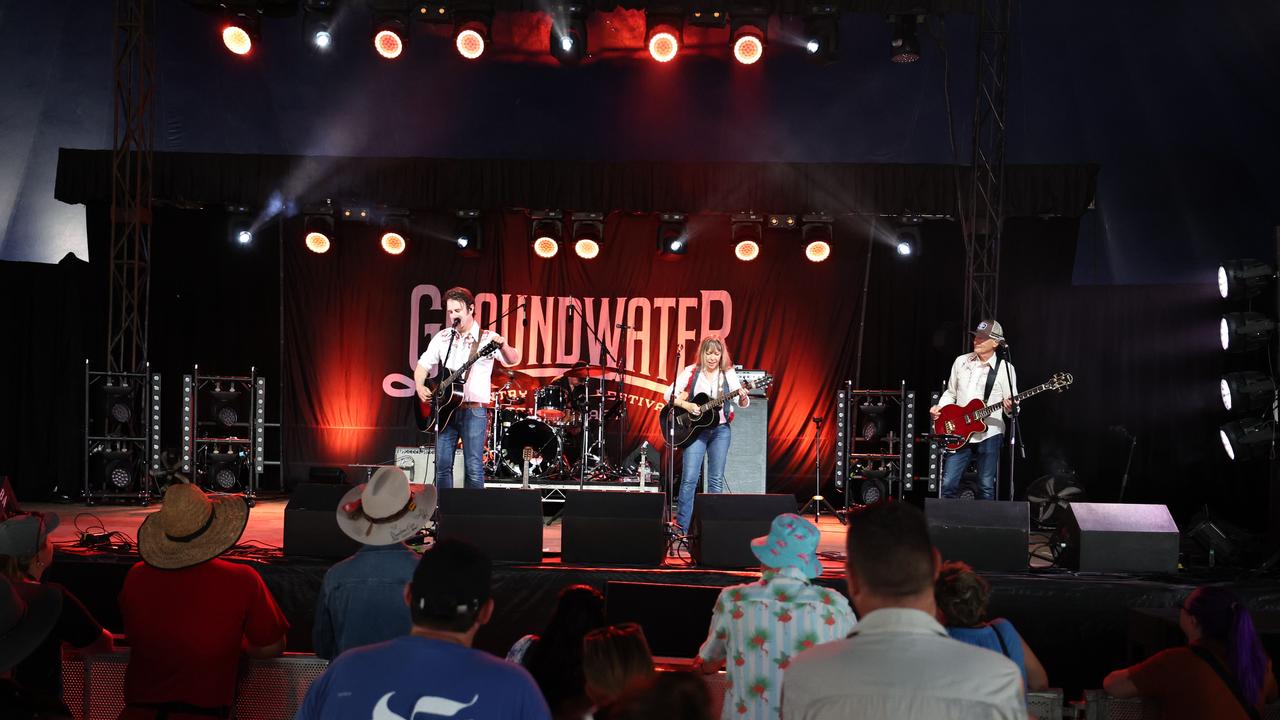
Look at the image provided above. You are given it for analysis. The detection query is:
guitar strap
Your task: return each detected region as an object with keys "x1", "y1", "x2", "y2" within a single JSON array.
[
  {"x1": 983, "y1": 357, "x2": 1002, "y2": 404},
  {"x1": 459, "y1": 330, "x2": 482, "y2": 382}
]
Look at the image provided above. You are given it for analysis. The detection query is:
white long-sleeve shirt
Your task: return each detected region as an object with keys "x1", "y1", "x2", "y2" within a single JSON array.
[
  {"x1": 937, "y1": 352, "x2": 1018, "y2": 442},
  {"x1": 416, "y1": 324, "x2": 512, "y2": 405}
]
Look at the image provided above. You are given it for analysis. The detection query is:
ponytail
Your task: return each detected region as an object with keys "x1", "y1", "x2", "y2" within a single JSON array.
[{"x1": 1228, "y1": 601, "x2": 1269, "y2": 706}]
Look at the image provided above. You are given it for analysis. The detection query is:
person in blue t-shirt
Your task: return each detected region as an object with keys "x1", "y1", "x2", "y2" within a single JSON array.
[
  {"x1": 296, "y1": 538, "x2": 551, "y2": 720},
  {"x1": 934, "y1": 560, "x2": 1049, "y2": 691}
]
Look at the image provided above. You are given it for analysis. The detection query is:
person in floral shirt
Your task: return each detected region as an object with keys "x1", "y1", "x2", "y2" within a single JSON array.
[{"x1": 693, "y1": 513, "x2": 856, "y2": 720}]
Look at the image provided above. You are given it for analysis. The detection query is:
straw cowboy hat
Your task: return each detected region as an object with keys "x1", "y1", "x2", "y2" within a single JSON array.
[
  {"x1": 138, "y1": 483, "x2": 249, "y2": 570},
  {"x1": 335, "y1": 466, "x2": 437, "y2": 546}
]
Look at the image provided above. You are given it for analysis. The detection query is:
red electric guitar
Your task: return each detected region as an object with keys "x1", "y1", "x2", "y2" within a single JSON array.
[
  {"x1": 413, "y1": 339, "x2": 503, "y2": 433},
  {"x1": 932, "y1": 372, "x2": 1073, "y2": 451}
]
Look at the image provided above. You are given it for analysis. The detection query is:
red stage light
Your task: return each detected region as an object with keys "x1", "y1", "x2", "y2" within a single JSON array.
[
  {"x1": 222, "y1": 25, "x2": 253, "y2": 56},
  {"x1": 374, "y1": 30, "x2": 404, "y2": 59},
  {"x1": 381, "y1": 232, "x2": 406, "y2": 255},
  {"x1": 648, "y1": 30, "x2": 679, "y2": 63},
  {"x1": 732, "y1": 33, "x2": 764, "y2": 65},
  {"x1": 305, "y1": 232, "x2": 331, "y2": 254},
  {"x1": 735, "y1": 240, "x2": 760, "y2": 261},
  {"x1": 533, "y1": 236, "x2": 560, "y2": 259},
  {"x1": 574, "y1": 238, "x2": 600, "y2": 259},
  {"x1": 456, "y1": 26, "x2": 486, "y2": 59},
  {"x1": 805, "y1": 240, "x2": 831, "y2": 262}
]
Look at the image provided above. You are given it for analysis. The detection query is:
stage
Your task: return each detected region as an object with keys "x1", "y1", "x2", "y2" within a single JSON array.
[{"x1": 26, "y1": 497, "x2": 1280, "y2": 699}]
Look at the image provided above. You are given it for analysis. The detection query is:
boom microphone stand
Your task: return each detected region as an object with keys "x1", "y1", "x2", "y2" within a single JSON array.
[
  {"x1": 567, "y1": 302, "x2": 623, "y2": 484},
  {"x1": 665, "y1": 345, "x2": 685, "y2": 554}
]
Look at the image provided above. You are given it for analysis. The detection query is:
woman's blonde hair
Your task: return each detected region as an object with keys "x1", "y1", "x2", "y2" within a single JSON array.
[
  {"x1": 582, "y1": 623, "x2": 656, "y2": 705},
  {"x1": 696, "y1": 335, "x2": 732, "y2": 371}
]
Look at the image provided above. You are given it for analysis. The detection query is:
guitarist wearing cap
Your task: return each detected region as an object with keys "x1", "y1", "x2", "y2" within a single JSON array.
[
  {"x1": 415, "y1": 287, "x2": 520, "y2": 489},
  {"x1": 669, "y1": 335, "x2": 751, "y2": 533},
  {"x1": 929, "y1": 319, "x2": 1017, "y2": 501}
]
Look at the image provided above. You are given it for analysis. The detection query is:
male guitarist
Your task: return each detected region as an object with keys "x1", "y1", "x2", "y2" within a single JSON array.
[
  {"x1": 669, "y1": 334, "x2": 750, "y2": 533},
  {"x1": 415, "y1": 287, "x2": 520, "y2": 489},
  {"x1": 928, "y1": 319, "x2": 1017, "y2": 501}
]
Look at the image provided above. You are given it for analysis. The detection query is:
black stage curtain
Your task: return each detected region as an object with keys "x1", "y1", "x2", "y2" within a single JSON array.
[{"x1": 55, "y1": 149, "x2": 1098, "y2": 220}]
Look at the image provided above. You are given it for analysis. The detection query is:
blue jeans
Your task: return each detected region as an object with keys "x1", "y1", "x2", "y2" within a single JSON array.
[
  {"x1": 436, "y1": 406, "x2": 487, "y2": 489},
  {"x1": 676, "y1": 423, "x2": 731, "y2": 532},
  {"x1": 941, "y1": 434, "x2": 1002, "y2": 500}
]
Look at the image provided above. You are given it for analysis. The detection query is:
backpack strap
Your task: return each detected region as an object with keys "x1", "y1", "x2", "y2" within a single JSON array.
[{"x1": 1188, "y1": 645, "x2": 1261, "y2": 720}]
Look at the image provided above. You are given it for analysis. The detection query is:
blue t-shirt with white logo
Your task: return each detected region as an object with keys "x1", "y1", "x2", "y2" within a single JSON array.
[{"x1": 295, "y1": 635, "x2": 551, "y2": 720}]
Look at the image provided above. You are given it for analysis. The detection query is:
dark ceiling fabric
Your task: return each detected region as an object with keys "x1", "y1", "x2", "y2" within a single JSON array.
[{"x1": 55, "y1": 149, "x2": 1098, "y2": 219}]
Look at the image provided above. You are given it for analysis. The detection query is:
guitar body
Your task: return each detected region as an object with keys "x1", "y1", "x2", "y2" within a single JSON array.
[
  {"x1": 413, "y1": 339, "x2": 503, "y2": 433},
  {"x1": 932, "y1": 399, "x2": 988, "y2": 452},
  {"x1": 659, "y1": 392, "x2": 722, "y2": 449}
]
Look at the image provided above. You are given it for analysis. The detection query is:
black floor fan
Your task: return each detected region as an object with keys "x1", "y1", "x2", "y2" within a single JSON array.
[{"x1": 1025, "y1": 472, "x2": 1085, "y2": 529}]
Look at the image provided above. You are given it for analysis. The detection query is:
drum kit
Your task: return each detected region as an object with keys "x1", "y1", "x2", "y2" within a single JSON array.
[{"x1": 483, "y1": 364, "x2": 626, "y2": 482}]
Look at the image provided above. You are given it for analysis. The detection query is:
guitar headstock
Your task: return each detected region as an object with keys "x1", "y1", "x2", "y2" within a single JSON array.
[
  {"x1": 479, "y1": 339, "x2": 503, "y2": 358},
  {"x1": 748, "y1": 374, "x2": 775, "y2": 392},
  {"x1": 1046, "y1": 372, "x2": 1074, "y2": 391},
  {"x1": 522, "y1": 446, "x2": 535, "y2": 462}
]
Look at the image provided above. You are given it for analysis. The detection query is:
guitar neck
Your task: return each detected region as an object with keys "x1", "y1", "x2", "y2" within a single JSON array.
[
  {"x1": 697, "y1": 380, "x2": 755, "y2": 413},
  {"x1": 973, "y1": 382, "x2": 1054, "y2": 420},
  {"x1": 439, "y1": 341, "x2": 498, "y2": 387}
]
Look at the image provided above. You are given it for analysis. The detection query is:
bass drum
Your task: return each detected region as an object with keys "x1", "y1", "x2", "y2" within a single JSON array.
[{"x1": 502, "y1": 417, "x2": 561, "y2": 478}]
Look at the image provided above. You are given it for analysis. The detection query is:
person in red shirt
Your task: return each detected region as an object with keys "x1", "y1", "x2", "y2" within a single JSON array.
[
  {"x1": 117, "y1": 483, "x2": 289, "y2": 720},
  {"x1": 1104, "y1": 586, "x2": 1278, "y2": 720}
]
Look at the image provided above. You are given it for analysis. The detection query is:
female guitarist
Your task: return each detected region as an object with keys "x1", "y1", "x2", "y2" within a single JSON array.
[
  {"x1": 669, "y1": 335, "x2": 750, "y2": 533},
  {"x1": 414, "y1": 287, "x2": 520, "y2": 489}
]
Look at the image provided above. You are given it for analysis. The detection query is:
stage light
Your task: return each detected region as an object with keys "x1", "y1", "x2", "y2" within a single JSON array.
[
  {"x1": 1220, "y1": 371, "x2": 1276, "y2": 414},
  {"x1": 657, "y1": 212, "x2": 688, "y2": 259},
  {"x1": 731, "y1": 22, "x2": 765, "y2": 65},
  {"x1": 895, "y1": 240, "x2": 913, "y2": 256},
  {"x1": 802, "y1": 214, "x2": 833, "y2": 263},
  {"x1": 210, "y1": 384, "x2": 243, "y2": 429},
  {"x1": 1220, "y1": 416, "x2": 1274, "y2": 461},
  {"x1": 572, "y1": 212, "x2": 604, "y2": 259},
  {"x1": 895, "y1": 223, "x2": 921, "y2": 257},
  {"x1": 374, "y1": 28, "x2": 404, "y2": 58},
  {"x1": 455, "y1": 209, "x2": 483, "y2": 257},
  {"x1": 890, "y1": 15, "x2": 921, "y2": 63},
  {"x1": 858, "y1": 402, "x2": 888, "y2": 441},
  {"x1": 380, "y1": 212, "x2": 410, "y2": 255},
  {"x1": 550, "y1": 6, "x2": 587, "y2": 64},
  {"x1": 222, "y1": 11, "x2": 259, "y2": 56},
  {"x1": 455, "y1": 19, "x2": 489, "y2": 59},
  {"x1": 206, "y1": 446, "x2": 241, "y2": 491},
  {"x1": 373, "y1": 6, "x2": 410, "y2": 59},
  {"x1": 1220, "y1": 312, "x2": 1275, "y2": 352},
  {"x1": 227, "y1": 205, "x2": 253, "y2": 246},
  {"x1": 1218, "y1": 259, "x2": 1275, "y2": 300},
  {"x1": 100, "y1": 444, "x2": 135, "y2": 491},
  {"x1": 802, "y1": 9, "x2": 838, "y2": 63},
  {"x1": 303, "y1": 211, "x2": 334, "y2": 254},
  {"x1": 646, "y1": 15, "x2": 681, "y2": 63},
  {"x1": 304, "y1": 1, "x2": 335, "y2": 51},
  {"x1": 381, "y1": 232, "x2": 406, "y2": 254},
  {"x1": 767, "y1": 214, "x2": 797, "y2": 230},
  {"x1": 531, "y1": 212, "x2": 564, "y2": 259},
  {"x1": 731, "y1": 213, "x2": 763, "y2": 261}
]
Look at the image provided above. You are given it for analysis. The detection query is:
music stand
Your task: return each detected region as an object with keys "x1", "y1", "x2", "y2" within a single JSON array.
[{"x1": 798, "y1": 416, "x2": 842, "y2": 522}]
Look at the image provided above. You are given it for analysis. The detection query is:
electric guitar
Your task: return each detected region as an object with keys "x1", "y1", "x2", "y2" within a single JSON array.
[
  {"x1": 932, "y1": 371, "x2": 1073, "y2": 451},
  {"x1": 413, "y1": 339, "x2": 503, "y2": 432},
  {"x1": 659, "y1": 375, "x2": 774, "y2": 449}
]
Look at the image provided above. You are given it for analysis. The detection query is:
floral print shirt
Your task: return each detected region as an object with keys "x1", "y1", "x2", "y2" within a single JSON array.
[{"x1": 697, "y1": 567, "x2": 856, "y2": 720}]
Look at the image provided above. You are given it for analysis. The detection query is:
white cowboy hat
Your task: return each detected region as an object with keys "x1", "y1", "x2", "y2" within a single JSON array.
[{"x1": 335, "y1": 466, "x2": 437, "y2": 546}]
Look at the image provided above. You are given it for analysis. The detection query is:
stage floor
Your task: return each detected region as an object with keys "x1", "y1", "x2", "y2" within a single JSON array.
[{"x1": 27, "y1": 497, "x2": 855, "y2": 572}]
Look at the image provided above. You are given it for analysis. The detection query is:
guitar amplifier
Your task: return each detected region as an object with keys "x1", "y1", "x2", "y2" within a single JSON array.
[{"x1": 394, "y1": 446, "x2": 465, "y2": 489}]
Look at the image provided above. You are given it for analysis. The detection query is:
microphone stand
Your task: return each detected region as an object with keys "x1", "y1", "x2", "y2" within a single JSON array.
[
  {"x1": 1000, "y1": 343, "x2": 1024, "y2": 502},
  {"x1": 615, "y1": 319, "x2": 631, "y2": 478},
  {"x1": 665, "y1": 344, "x2": 684, "y2": 552},
  {"x1": 1119, "y1": 431, "x2": 1137, "y2": 501},
  {"x1": 567, "y1": 302, "x2": 623, "y2": 485},
  {"x1": 434, "y1": 319, "x2": 461, "y2": 487}
]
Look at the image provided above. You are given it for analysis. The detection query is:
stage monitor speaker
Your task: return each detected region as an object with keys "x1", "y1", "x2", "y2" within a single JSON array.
[
  {"x1": 393, "y1": 446, "x2": 465, "y2": 488},
  {"x1": 1060, "y1": 502, "x2": 1179, "y2": 573},
  {"x1": 925, "y1": 498, "x2": 1029, "y2": 572},
  {"x1": 563, "y1": 491, "x2": 666, "y2": 566},
  {"x1": 723, "y1": 397, "x2": 767, "y2": 494},
  {"x1": 437, "y1": 488, "x2": 543, "y2": 563},
  {"x1": 284, "y1": 482, "x2": 361, "y2": 559},
  {"x1": 692, "y1": 493, "x2": 795, "y2": 568}
]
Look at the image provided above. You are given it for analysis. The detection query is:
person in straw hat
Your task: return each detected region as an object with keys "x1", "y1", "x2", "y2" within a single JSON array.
[
  {"x1": 692, "y1": 513, "x2": 855, "y2": 720},
  {"x1": 313, "y1": 465, "x2": 436, "y2": 659},
  {"x1": 117, "y1": 482, "x2": 289, "y2": 720}
]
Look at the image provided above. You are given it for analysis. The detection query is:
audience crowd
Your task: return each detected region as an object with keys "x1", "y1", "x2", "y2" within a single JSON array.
[{"x1": 1, "y1": 477, "x2": 1277, "y2": 720}]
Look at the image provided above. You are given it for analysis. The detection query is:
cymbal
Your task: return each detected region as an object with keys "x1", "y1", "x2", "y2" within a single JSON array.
[
  {"x1": 562, "y1": 365, "x2": 619, "y2": 379},
  {"x1": 491, "y1": 367, "x2": 537, "y2": 391}
]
